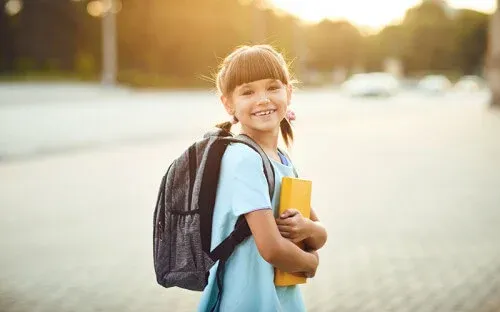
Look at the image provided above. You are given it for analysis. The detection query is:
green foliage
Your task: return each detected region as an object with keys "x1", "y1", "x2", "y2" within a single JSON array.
[
  {"x1": 306, "y1": 20, "x2": 363, "y2": 72},
  {"x1": 44, "y1": 59, "x2": 61, "y2": 72},
  {"x1": 454, "y1": 9, "x2": 489, "y2": 75},
  {"x1": 75, "y1": 52, "x2": 96, "y2": 79},
  {"x1": 15, "y1": 57, "x2": 36, "y2": 73},
  {"x1": 0, "y1": 0, "x2": 493, "y2": 86}
]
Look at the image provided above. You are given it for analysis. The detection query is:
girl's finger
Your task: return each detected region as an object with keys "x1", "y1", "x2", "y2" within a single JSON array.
[
  {"x1": 280, "y1": 209, "x2": 298, "y2": 219},
  {"x1": 276, "y1": 217, "x2": 294, "y2": 226},
  {"x1": 277, "y1": 225, "x2": 293, "y2": 232},
  {"x1": 280, "y1": 231, "x2": 291, "y2": 238},
  {"x1": 280, "y1": 230, "x2": 299, "y2": 239}
]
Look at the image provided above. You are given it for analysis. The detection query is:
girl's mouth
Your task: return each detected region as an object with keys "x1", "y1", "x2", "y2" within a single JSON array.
[{"x1": 252, "y1": 109, "x2": 276, "y2": 117}]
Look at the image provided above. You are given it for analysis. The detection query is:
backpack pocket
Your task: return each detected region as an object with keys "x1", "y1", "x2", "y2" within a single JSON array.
[
  {"x1": 165, "y1": 149, "x2": 199, "y2": 215},
  {"x1": 154, "y1": 211, "x2": 214, "y2": 291}
]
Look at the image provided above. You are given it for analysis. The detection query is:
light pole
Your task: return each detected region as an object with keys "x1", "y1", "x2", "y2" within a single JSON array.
[{"x1": 101, "y1": 0, "x2": 117, "y2": 86}]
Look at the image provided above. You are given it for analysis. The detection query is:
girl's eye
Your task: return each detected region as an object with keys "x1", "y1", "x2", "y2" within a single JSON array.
[
  {"x1": 269, "y1": 85, "x2": 280, "y2": 91},
  {"x1": 242, "y1": 90, "x2": 253, "y2": 95}
]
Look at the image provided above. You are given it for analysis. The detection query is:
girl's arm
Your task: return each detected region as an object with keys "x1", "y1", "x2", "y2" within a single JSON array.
[
  {"x1": 277, "y1": 208, "x2": 328, "y2": 250},
  {"x1": 303, "y1": 209, "x2": 328, "y2": 250},
  {"x1": 245, "y1": 209, "x2": 319, "y2": 275}
]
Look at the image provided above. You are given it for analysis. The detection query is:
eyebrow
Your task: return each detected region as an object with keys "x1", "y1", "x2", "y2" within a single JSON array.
[
  {"x1": 238, "y1": 85, "x2": 252, "y2": 92},
  {"x1": 236, "y1": 79, "x2": 281, "y2": 91},
  {"x1": 244, "y1": 79, "x2": 279, "y2": 87}
]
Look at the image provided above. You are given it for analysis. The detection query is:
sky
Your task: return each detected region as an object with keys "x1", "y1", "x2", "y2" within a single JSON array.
[{"x1": 271, "y1": 0, "x2": 496, "y2": 30}]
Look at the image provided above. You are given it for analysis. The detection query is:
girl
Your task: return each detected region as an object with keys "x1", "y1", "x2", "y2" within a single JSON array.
[{"x1": 198, "y1": 45, "x2": 328, "y2": 312}]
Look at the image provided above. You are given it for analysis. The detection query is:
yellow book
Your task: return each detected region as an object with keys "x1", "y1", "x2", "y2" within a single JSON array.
[{"x1": 274, "y1": 176, "x2": 312, "y2": 287}]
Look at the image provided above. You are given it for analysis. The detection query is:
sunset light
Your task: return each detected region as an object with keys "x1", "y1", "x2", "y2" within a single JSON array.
[{"x1": 271, "y1": 0, "x2": 496, "y2": 30}]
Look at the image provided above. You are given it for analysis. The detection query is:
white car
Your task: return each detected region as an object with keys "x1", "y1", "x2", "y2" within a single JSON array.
[
  {"x1": 341, "y1": 73, "x2": 400, "y2": 97},
  {"x1": 454, "y1": 75, "x2": 484, "y2": 92},
  {"x1": 417, "y1": 75, "x2": 452, "y2": 93}
]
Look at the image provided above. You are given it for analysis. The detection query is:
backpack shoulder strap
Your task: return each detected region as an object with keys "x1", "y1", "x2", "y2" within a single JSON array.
[
  {"x1": 207, "y1": 134, "x2": 281, "y2": 311},
  {"x1": 277, "y1": 147, "x2": 299, "y2": 178},
  {"x1": 208, "y1": 134, "x2": 275, "y2": 263}
]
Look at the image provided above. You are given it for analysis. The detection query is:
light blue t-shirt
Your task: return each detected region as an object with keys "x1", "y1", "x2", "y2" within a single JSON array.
[{"x1": 197, "y1": 143, "x2": 306, "y2": 312}]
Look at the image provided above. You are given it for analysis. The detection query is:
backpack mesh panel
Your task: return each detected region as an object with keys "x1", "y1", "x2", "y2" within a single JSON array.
[{"x1": 154, "y1": 135, "x2": 219, "y2": 291}]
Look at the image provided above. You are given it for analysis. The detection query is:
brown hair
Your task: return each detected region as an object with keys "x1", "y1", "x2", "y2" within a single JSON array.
[{"x1": 215, "y1": 45, "x2": 294, "y2": 147}]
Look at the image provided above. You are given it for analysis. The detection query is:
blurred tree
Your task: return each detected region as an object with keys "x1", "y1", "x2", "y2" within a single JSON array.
[
  {"x1": 116, "y1": 0, "x2": 301, "y2": 86},
  {"x1": 73, "y1": 1, "x2": 101, "y2": 77},
  {"x1": 117, "y1": 0, "x2": 256, "y2": 86},
  {"x1": 265, "y1": 12, "x2": 300, "y2": 66},
  {"x1": 75, "y1": 51, "x2": 97, "y2": 80},
  {"x1": 399, "y1": 1, "x2": 457, "y2": 75},
  {"x1": 360, "y1": 25, "x2": 405, "y2": 72},
  {"x1": 305, "y1": 20, "x2": 362, "y2": 72},
  {"x1": 0, "y1": 2, "x2": 16, "y2": 72},
  {"x1": 487, "y1": 0, "x2": 500, "y2": 107},
  {"x1": 0, "y1": 0, "x2": 100, "y2": 77},
  {"x1": 14, "y1": 0, "x2": 78, "y2": 71},
  {"x1": 454, "y1": 10, "x2": 489, "y2": 75},
  {"x1": 0, "y1": 0, "x2": 492, "y2": 87}
]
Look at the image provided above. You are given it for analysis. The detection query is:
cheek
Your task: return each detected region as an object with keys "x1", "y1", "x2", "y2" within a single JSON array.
[
  {"x1": 233, "y1": 99, "x2": 252, "y2": 117},
  {"x1": 272, "y1": 89, "x2": 287, "y2": 98},
  {"x1": 271, "y1": 92, "x2": 288, "y2": 107}
]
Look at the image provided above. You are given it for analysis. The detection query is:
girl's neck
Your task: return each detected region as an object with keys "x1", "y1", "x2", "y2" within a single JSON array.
[{"x1": 240, "y1": 127, "x2": 280, "y2": 162}]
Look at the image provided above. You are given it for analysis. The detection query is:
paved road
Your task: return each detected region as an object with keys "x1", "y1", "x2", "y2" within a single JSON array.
[
  {"x1": 1, "y1": 85, "x2": 499, "y2": 311},
  {"x1": 0, "y1": 83, "x2": 225, "y2": 159}
]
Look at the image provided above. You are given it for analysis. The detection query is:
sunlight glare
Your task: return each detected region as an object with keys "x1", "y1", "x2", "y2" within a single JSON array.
[
  {"x1": 5, "y1": 0, "x2": 22, "y2": 16},
  {"x1": 86, "y1": 0, "x2": 122, "y2": 17},
  {"x1": 271, "y1": 0, "x2": 496, "y2": 30},
  {"x1": 271, "y1": 0, "x2": 419, "y2": 29},
  {"x1": 87, "y1": 0, "x2": 104, "y2": 17}
]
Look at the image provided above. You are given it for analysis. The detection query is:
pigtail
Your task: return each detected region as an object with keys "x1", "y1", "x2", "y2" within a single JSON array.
[
  {"x1": 280, "y1": 118, "x2": 294, "y2": 147},
  {"x1": 215, "y1": 121, "x2": 233, "y2": 133}
]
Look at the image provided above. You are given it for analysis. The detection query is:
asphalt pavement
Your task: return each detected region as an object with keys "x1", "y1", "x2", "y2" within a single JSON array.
[{"x1": 0, "y1": 84, "x2": 499, "y2": 311}]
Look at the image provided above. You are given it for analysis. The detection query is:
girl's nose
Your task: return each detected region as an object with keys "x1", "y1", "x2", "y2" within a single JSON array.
[{"x1": 257, "y1": 97, "x2": 271, "y2": 105}]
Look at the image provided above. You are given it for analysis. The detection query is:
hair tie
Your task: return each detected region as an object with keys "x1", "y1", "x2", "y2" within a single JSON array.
[
  {"x1": 231, "y1": 115, "x2": 239, "y2": 125},
  {"x1": 286, "y1": 109, "x2": 296, "y2": 123}
]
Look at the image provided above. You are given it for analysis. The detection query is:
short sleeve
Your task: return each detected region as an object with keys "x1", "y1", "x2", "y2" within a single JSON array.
[{"x1": 224, "y1": 144, "x2": 272, "y2": 217}]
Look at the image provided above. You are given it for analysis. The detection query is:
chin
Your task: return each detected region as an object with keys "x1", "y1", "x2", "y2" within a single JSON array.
[
  {"x1": 251, "y1": 123, "x2": 280, "y2": 133},
  {"x1": 243, "y1": 117, "x2": 283, "y2": 133}
]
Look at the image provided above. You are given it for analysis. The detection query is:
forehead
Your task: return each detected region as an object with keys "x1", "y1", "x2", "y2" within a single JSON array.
[{"x1": 236, "y1": 78, "x2": 281, "y2": 89}]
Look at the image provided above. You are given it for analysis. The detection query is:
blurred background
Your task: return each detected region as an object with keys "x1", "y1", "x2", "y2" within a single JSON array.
[
  {"x1": 0, "y1": 0, "x2": 499, "y2": 90},
  {"x1": 1, "y1": 0, "x2": 500, "y2": 311}
]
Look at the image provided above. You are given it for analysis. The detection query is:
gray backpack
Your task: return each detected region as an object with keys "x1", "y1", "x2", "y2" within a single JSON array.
[{"x1": 153, "y1": 128, "x2": 275, "y2": 297}]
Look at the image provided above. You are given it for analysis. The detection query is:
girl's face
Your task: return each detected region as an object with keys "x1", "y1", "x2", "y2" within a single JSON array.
[{"x1": 223, "y1": 78, "x2": 292, "y2": 135}]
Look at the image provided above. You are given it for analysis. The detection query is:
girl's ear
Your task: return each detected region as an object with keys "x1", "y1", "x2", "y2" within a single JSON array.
[
  {"x1": 286, "y1": 84, "x2": 293, "y2": 106},
  {"x1": 221, "y1": 95, "x2": 234, "y2": 115}
]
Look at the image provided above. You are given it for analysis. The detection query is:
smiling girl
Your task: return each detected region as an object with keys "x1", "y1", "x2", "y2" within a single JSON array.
[{"x1": 198, "y1": 45, "x2": 327, "y2": 312}]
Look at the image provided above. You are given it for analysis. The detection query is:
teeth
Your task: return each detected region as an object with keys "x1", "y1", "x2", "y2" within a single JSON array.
[{"x1": 255, "y1": 110, "x2": 274, "y2": 116}]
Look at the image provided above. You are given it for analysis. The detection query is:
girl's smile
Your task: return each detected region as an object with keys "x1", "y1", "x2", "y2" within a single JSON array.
[{"x1": 252, "y1": 108, "x2": 277, "y2": 117}]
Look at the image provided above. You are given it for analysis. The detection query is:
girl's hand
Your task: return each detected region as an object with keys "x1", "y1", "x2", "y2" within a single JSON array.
[
  {"x1": 276, "y1": 209, "x2": 312, "y2": 243},
  {"x1": 304, "y1": 250, "x2": 319, "y2": 278}
]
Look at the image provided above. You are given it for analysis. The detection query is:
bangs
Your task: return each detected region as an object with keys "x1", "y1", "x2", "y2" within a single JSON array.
[{"x1": 223, "y1": 47, "x2": 289, "y2": 94}]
